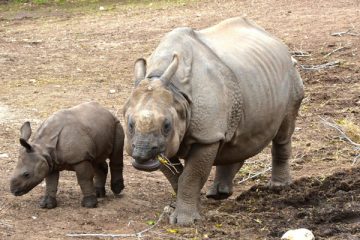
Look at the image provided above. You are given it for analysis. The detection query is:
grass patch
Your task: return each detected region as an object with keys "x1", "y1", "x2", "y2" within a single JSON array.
[{"x1": 0, "y1": 0, "x2": 196, "y2": 12}]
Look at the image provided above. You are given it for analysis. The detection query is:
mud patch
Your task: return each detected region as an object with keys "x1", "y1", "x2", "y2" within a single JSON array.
[{"x1": 207, "y1": 167, "x2": 360, "y2": 240}]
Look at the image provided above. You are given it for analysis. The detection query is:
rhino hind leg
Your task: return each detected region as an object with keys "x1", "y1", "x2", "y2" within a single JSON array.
[
  {"x1": 206, "y1": 162, "x2": 244, "y2": 200},
  {"x1": 73, "y1": 161, "x2": 97, "y2": 208},
  {"x1": 109, "y1": 122, "x2": 125, "y2": 195},
  {"x1": 94, "y1": 161, "x2": 108, "y2": 198},
  {"x1": 270, "y1": 106, "x2": 300, "y2": 187}
]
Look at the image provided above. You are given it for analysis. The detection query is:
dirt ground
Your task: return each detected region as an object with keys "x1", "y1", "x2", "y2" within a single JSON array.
[{"x1": 0, "y1": 0, "x2": 359, "y2": 239}]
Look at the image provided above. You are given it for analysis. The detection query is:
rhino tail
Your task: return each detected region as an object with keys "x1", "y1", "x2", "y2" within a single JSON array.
[{"x1": 109, "y1": 121, "x2": 125, "y2": 195}]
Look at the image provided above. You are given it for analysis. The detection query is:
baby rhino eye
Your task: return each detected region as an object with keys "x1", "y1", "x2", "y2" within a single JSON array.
[
  {"x1": 22, "y1": 172, "x2": 30, "y2": 179},
  {"x1": 162, "y1": 119, "x2": 172, "y2": 135}
]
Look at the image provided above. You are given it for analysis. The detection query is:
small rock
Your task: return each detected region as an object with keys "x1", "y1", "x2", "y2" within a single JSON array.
[
  {"x1": 31, "y1": 216, "x2": 37, "y2": 220},
  {"x1": 281, "y1": 228, "x2": 315, "y2": 240},
  {"x1": 109, "y1": 89, "x2": 116, "y2": 94},
  {"x1": 99, "y1": 6, "x2": 105, "y2": 11}
]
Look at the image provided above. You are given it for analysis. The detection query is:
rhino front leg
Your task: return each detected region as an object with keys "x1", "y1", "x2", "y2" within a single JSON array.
[
  {"x1": 109, "y1": 122, "x2": 125, "y2": 195},
  {"x1": 206, "y1": 162, "x2": 244, "y2": 200},
  {"x1": 39, "y1": 171, "x2": 59, "y2": 209},
  {"x1": 160, "y1": 156, "x2": 183, "y2": 193},
  {"x1": 170, "y1": 142, "x2": 219, "y2": 226},
  {"x1": 94, "y1": 161, "x2": 108, "y2": 198},
  {"x1": 73, "y1": 161, "x2": 97, "y2": 208}
]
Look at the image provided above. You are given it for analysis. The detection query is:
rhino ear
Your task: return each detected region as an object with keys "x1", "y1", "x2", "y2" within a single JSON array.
[
  {"x1": 134, "y1": 58, "x2": 147, "y2": 86},
  {"x1": 20, "y1": 138, "x2": 32, "y2": 152},
  {"x1": 20, "y1": 122, "x2": 33, "y2": 152},
  {"x1": 20, "y1": 121, "x2": 32, "y2": 141},
  {"x1": 160, "y1": 54, "x2": 179, "y2": 86}
]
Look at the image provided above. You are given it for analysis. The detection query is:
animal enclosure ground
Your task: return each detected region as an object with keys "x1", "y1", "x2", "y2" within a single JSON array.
[{"x1": 0, "y1": 0, "x2": 359, "y2": 239}]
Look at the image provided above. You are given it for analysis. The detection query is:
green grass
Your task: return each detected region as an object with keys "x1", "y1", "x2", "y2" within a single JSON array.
[{"x1": 0, "y1": 0, "x2": 196, "y2": 17}]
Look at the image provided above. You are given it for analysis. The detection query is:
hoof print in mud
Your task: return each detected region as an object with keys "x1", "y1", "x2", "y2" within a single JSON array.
[
  {"x1": 81, "y1": 195, "x2": 98, "y2": 208},
  {"x1": 39, "y1": 195, "x2": 57, "y2": 209}
]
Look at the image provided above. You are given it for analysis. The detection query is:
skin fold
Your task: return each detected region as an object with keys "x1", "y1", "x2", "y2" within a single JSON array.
[{"x1": 123, "y1": 17, "x2": 304, "y2": 225}]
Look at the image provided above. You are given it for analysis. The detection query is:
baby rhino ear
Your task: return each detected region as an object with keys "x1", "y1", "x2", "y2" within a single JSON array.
[{"x1": 20, "y1": 122, "x2": 32, "y2": 152}]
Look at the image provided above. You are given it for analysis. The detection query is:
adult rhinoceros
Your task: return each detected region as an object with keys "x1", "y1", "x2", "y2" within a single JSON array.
[{"x1": 123, "y1": 17, "x2": 304, "y2": 225}]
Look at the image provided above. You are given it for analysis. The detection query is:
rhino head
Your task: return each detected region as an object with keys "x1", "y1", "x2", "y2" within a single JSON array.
[
  {"x1": 123, "y1": 54, "x2": 189, "y2": 172},
  {"x1": 10, "y1": 122, "x2": 51, "y2": 196}
]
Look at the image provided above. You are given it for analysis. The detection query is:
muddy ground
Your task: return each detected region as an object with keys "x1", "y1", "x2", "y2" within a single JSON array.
[{"x1": 0, "y1": 0, "x2": 359, "y2": 239}]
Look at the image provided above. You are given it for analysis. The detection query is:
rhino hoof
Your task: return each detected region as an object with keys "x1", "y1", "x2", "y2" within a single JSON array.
[
  {"x1": 39, "y1": 195, "x2": 57, "y2": 209},
  {"x1": 206, "y1": 183, "x2": 232, "y2": 200},
  {"x1": 169, "y1": 209, "x2": 201, "y2": 226},
  {"x1": 81, "y1": 195, "x2": 97, "y2": 208},
  {"x1": 111, "y1": 180, "x2": 124, "y2": 195},
  {"x1": 96, "y1": 187, "x2": 106, "y2": 198}
]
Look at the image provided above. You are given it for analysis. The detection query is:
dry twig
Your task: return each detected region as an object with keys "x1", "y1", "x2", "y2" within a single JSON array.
[
  {"x1": 290, "y1": 50, "x2": 311, "y2": 57},
  {"x1": 238, "y1": 166, "x2": 272, "y2": 184},
  {"x1": 320, "y1": 117, "x2": 360, "y2": 165},
  {"x1": 330, "y1": 29, "x2": 360, "y2": 37},
  {"x1": 300, "y1": 60, "x2": 340, "y2": 70},
  {"x1": 323, "y1": 46, "x2": 348, "y2": 58},
  {"x1": 67, "y1": 206, "x2": 171, "y2": 238}
]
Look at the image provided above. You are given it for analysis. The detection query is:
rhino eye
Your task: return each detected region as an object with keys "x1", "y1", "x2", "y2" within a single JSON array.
[
  {"x1": 128, "y1": 117, "x2": 135, "y2": 135},
  {"x1": 162, "y1": 119, "x2": 172, "y2": 136},
  {"x1": 23, "y1": 172, "x2": 30, "y2": 179}
]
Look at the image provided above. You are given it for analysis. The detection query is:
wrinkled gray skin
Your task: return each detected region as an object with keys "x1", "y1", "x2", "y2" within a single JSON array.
[
  {"x1": 123, "y1": 17, "x2": 304, "y2": 225},
  {"x1": 10, "y1": 102, "x2": 124, "y2": 208}
]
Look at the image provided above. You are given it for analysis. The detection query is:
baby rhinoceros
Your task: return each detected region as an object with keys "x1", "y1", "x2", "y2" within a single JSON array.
[{"x1": 10, "y1": 102, "x2": 125, "y2": 208}]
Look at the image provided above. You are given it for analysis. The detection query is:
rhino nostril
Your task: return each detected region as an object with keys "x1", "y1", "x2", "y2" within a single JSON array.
[
  {"x1": 151, "y1": 146, "x2": 159, "y2": 152},
  {"x1": 132, "y1": 144, "x2": 135, "y2": 149}
]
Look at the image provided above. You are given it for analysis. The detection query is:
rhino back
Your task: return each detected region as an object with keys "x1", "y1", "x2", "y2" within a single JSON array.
[
  {"x1": 34, "y1": 102, "x2": 117, "y2": 165},
  {"x1": 197, "y1": 17, "x2": 297, "y2": 132}
]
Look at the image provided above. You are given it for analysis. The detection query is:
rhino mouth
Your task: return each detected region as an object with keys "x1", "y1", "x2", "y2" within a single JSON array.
[
  {"x1": 11, "y1": 187, "x2": 33, "y2": 196},
  {"x1": 132, "y1": 158, "x2": 161, "y2": 172},
  {"x1": 10, "y1": 180, "x2": 42, "y2": 196}
]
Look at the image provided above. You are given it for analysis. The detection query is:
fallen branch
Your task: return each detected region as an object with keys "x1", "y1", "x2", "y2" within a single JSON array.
[
  {"x1": 238, "y1": 166, "x2": 272, "y2": 184},
  {"x1": 67, "y1": 206, "x2": 171, "y2": 238},
  {"x1": 323, "y1": 46, "x2": 348, "y2": 58},
  {"x1": 330, "y1": 29, "x2": 360, "y2": 37},
  {"x1": 300, "y1": 60, "x2": 340, "y2": 70},
  {"x1": 320, "y1": 117, "x2": 360, "y2": 165}
]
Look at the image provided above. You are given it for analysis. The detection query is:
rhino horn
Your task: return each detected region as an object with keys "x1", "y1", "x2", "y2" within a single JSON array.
[
  {"x1": 20, "y1": 121, "x2": 33, "y2": 152},
  {"x1": 134, "y1": 58, "x2": 147, "y2": 86},
  {"x1": 160, "y1": 54, "x2": 179, "y2": 86}
]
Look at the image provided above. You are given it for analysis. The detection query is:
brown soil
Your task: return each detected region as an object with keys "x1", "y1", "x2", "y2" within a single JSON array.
[{"x1": 0, "y1": 0, "x2": 359, "y2": 239}]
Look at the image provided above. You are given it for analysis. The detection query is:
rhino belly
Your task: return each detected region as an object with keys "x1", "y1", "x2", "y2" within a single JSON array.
[{"x1": 214, "y1": 122, "x2": 280, "y2": 165}]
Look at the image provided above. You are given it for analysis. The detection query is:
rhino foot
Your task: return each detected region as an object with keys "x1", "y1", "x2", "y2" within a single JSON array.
[
  {"x1": 111, "y1": 180, "x2": 124, "y2": 195},
  {"x1": 169, "y1": 206, "x2": 201, "y2": 226},
  {"x1": 268, "y1": 178, "x2": 292, "y2": 188},
  {"x1": 39, "y1": 195, "x2": 57, "y2": 209},
  {"x1": 81, "y1": 195, "x2": 97, "y2": 208},
  {"x1": 95, "y1": 187, "x2": 106, "y2": 198},
  {"x1": 206, "y1": 182, "x2": 232, "y2": 200}
]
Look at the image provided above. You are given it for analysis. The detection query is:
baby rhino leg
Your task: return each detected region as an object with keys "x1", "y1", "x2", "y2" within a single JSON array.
[
  {"x1": 73, "y1": 161, "x2": 97, "y2": 208},
  {"x1": 206, "y1": 162, "x2": 243, "y2": 200},
  {"x1": 94, "y1": 161, "x2": 108, "y2": 198}
]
